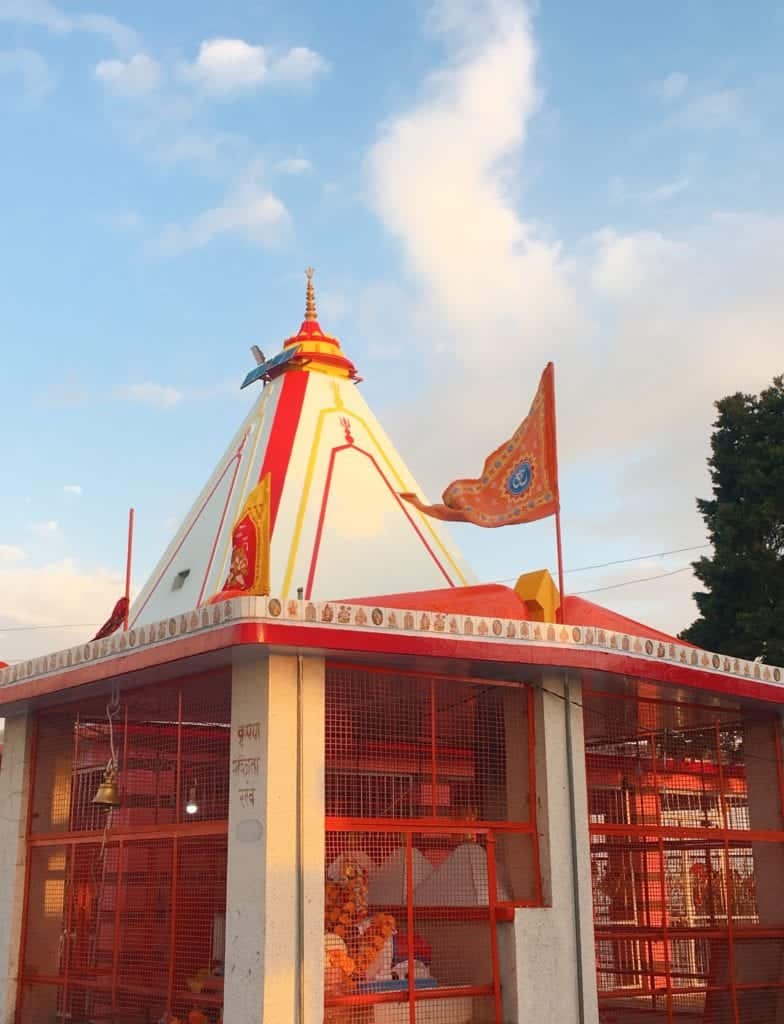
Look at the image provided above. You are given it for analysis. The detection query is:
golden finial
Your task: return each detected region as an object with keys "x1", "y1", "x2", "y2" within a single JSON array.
[{"x1": 305, "y1": 266, "x2": 317, "y2": 321}]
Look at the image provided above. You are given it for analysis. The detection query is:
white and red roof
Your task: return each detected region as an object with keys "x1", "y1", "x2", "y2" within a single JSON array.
[{"x1": 129, "y1": 273, "x2": 474, "y2": 627}]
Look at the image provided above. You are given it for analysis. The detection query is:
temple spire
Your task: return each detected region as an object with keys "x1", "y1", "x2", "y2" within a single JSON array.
[{"x1": 305, "y1": 266, "x2": 317, "y2": 321}]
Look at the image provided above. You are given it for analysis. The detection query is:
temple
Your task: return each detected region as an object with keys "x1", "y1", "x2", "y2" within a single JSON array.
[{"x1": 1, "y1": 272, "x2": 783, "y2": 1024}]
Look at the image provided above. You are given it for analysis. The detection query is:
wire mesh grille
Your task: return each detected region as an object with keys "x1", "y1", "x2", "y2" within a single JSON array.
[
  {"x1": 325, "y1": 665, "x2": 537, "y2": 1024},
  {"x1": 585, "y1": 679, "x2": 784, "y2": 1024},
  {"x1": 20, "y1": 673, "x2": 229, "y2": 1024}
]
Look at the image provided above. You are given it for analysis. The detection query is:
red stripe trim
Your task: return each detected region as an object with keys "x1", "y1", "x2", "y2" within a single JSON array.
[
  {"x1": 3, "y1": 620, "x2": 783, "y2": 709},
  {"x1": 130, "y1": 453, "x2": 244, "y2": 627},
  {"x1": 305, "y1": 444, "x2": 455, "y2": 599},
  {"x1": 195, "y1": 451, "x2": 245, "y2": 606},
  {"x1": 260, "y1": 370, "x2": 308, "y2": 532}
]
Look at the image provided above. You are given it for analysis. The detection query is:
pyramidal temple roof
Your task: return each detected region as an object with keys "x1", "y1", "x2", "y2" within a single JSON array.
[{"x1": 130, "y1": 271, "x2": 474, "y2": 627}]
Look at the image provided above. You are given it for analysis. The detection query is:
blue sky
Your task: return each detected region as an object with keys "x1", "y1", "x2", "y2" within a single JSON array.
[{"x1": 2, "y1": 0, "x2": 784, "y2": 661}]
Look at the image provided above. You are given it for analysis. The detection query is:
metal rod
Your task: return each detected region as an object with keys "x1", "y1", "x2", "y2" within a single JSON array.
[
  {"x1": 650, "y1": 727, "x2": 673, "y2": 1024},
  {"x1": 486, "y1": 832, "x2": 503, "y2": 1022},
  {"x1": 123, "y1": 508, "x2": 134, "y2": 631},
  {"x1": 555, "y1": 508, "x2": 566, "y2": 625},
  {"x1": 430, "y1": 680, "x2": 437, "y2": 817},
  {"x1": 110, "y1": 840, "x2": 124, "y2": 1020},
  {"x1": 167, "y1": 836, "x2": 179, "y2": 1014},
  {"x1": 715, "y1": 721, "x2": 740, "y2": 1024},
  {"x1": 297, "y1": 654, "x2": 305, "y2": 1024},
  {"x1": 550, "y1": 363, "x2": 566, "y2": 624},
  {"x1": 406, "y1": 832, "x2": 415, "y2": 1024}
]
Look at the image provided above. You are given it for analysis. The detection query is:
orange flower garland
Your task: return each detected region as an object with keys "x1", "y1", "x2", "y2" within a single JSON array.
[{"x1": 325, "y1": 858, "x2": 397, "y2": 982}]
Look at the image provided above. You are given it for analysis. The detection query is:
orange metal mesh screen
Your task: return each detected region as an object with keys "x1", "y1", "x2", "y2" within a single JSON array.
[
  {"x1": 584, "y1": 678, "x2": 784, "y2": 1024},
  {"x1": 19, "y1": 672, "x2": 229, "y2": 1024},
  {"x1": 325, "y1": 664, "x2": 540, "y2": 1024}
]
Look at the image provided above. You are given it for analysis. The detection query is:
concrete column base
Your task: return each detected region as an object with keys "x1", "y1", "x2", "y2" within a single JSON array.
[
  {"x1": 499, "y1": 674, "x2": 599, "y2": 1024},
  {"x1": 0, "y1": 712, "x2": 34, "y2": 1024},
  {"x1": 223, "y1": 652, "x2": 325, "y2": 1024}
]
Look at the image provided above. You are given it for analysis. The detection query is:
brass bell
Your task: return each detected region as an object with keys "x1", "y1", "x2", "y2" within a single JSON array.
[{"x1": 92, "y1": 762, "x2": 121, "y2": 808}]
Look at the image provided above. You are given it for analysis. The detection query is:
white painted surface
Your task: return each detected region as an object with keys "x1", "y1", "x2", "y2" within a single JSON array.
[
  {"x1": 223, "y1": 653, "x2": 325, "y2": 1024},
  {"x1": 0, "y1": 713, "x2": 33, "y2": 1024},
  {"x1": 130, "y1": 365, "x2": 473, "y2": 628},
  {"x1": 499, "y1": 674, "x2": 599, "y2": 1024}
]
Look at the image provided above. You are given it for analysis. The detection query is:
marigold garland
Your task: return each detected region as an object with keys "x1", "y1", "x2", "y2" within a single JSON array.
[{"x1": 325, "y1": 858, "x2": 397, "y2": 981}]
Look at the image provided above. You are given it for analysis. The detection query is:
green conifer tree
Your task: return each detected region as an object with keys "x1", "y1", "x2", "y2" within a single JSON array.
[{"x1": 680, "y1": 376, "x2": 784, "y2": 663}]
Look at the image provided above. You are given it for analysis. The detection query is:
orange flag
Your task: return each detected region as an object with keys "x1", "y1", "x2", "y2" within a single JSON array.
[
  {"x1": 207, "y1": 475, "x2": 271, "y2": 603},
  {"x1": 401, "y1": 363, "x2": 559, "y2": 528}
]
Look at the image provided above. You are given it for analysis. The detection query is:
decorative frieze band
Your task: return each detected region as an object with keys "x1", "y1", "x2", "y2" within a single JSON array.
[{"x1": 1, "y1": 596, "x2": 781, "y2": 691}]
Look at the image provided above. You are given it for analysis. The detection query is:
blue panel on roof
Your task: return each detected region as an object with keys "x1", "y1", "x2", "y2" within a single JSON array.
[{"x1": 241, "y1": 346, "x2": 298, "y2": 389}]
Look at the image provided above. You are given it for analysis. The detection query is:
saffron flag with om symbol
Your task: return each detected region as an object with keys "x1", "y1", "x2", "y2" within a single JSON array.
[
  {"x1": 207, "y1": 474, "x2": 271, "y2": 603},
  {"x1": 400, "y1": 363, "x2": 559, "y2": 528}
]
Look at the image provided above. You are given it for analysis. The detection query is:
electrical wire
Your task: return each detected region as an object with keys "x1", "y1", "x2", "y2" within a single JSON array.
[
  {"x1": 489, "y1": 542, "x2": 709, "y2": 585},
  {"x1": 0, "y1": 543, "x2": 709, "y2": 637},
  {"x1": 0, "y1": 622, "x2": 100, "y2": 633},
  {"x1": 572, "y1": 565, "x2": 692, "y2": 596}
]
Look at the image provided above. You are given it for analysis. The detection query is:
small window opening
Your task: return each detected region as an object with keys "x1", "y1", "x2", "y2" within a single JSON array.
[{"x1": 172, "y1": 569, "x2": 191, "y2": 591}]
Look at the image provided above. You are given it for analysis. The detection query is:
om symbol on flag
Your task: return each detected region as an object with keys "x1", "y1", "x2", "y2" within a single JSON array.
[{"x1": 507, "y1": 461, "x2": 532, "y2": 496}]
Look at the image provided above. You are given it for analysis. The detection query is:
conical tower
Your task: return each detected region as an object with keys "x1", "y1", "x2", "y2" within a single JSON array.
[{"x1": 130, "y1": 271, "x2": 474, "y2": 626}]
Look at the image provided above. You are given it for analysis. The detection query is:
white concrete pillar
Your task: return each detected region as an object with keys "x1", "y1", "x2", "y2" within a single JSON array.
[
  {"x1": 729, "y1": 712, "x2": 784, "y2": 1020},
  {"x1": 499, "y1": 672, "x2": 599, "y2": 1024},
  {"x1": 0, "y1": 712, "x2": 34, "y2": 1024},
  {"x1": 223, "y1": 652, "x2": 325, "y2": 1024}
]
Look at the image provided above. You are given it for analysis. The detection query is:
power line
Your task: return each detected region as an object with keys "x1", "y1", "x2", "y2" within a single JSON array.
[
  {"x1": 491, "y1": 542, "x2": 709, "y2": 585},
  {"x1": 572, "y1": 565, "x2": 693, "y2": 596},
  {"x1": 0, "y1": 544, "x2": 708, "y2": 639},
  {"x1": 0, "y1": 622, "x2": 100, "y2": 633},
  {"x1": 561, "y1": 544, "x2": 707, "y2": 576}
]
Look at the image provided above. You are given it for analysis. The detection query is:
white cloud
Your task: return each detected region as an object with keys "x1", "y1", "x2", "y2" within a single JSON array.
[
  {"x1": 156, "y1": 171, "x2": 289, "y2": 255},
  {"x1": 672, "y1": 88, "x2": 743, "y2": 130},
  {"x1": 363, "y1": 1, "x2": 784, "y2": 637},
  {"x1": 642, "y1": 176, "x2": 690, "y2": 203},
  {"x1": 0, "y1": 545, "x2": 24, "y2": 563},
  {"x1": 28, "y1": 520, "x2": 59, "y2": 537},
  {"x1": 0, "y1": 0, "x2": 70, "y2": 33},
  {"x1": 95, "y1": 53, "x2": 162, "y2": 97},
  {"x1": 115, "y1": 382, "x2": 184, "y2": 408},
  {"x1": 277, "y1": 156, "x2": 312, "y2": 175},
  {"x1": 611, "y1": 175, "x2": 691, "y2": 205},
  {"x1": 182, "y1": 38, "x2": 266, "y2": 94},
  {"x1": 0, "y1": 48, "x2": 54, "y2": 102},
  {"x1": 590, "y1": 228, "x2": 688, "y2": 298},
  {"x1": 75, "y1": 14, "x2": 139, "y2": 53},
  {"x1": 270, "y1": 46, "x2": 329, "y2": 85},
  {"x1": 180, "y1": 37, "x2": 329, "y2": 95},
  {"x1": 0, "y1": 559, "x2": 125, "y2": 662},
  {"x1": 0, "y1": 1, "x2": 139, "y2": 52},
  {"x1": 652, "y1": 71, "x2": 688, "y2": 101},
  {"x1": 367, "y1": 0, "x2": 580, "y2": 370},
  {"x1": 63, "y1": 484, "x2": 82, "y2": 495}
]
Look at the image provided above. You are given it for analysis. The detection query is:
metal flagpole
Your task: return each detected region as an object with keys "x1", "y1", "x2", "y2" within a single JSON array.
[
  {"x1": 550, "y1": 365, "x2": 566, "y2": 623},
  {"x1": 555, "y1": 506, "x2": 566, "y2": 624},
  {"x1": 123, "y1": 508, "x2": 134, "y2": 631}
]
